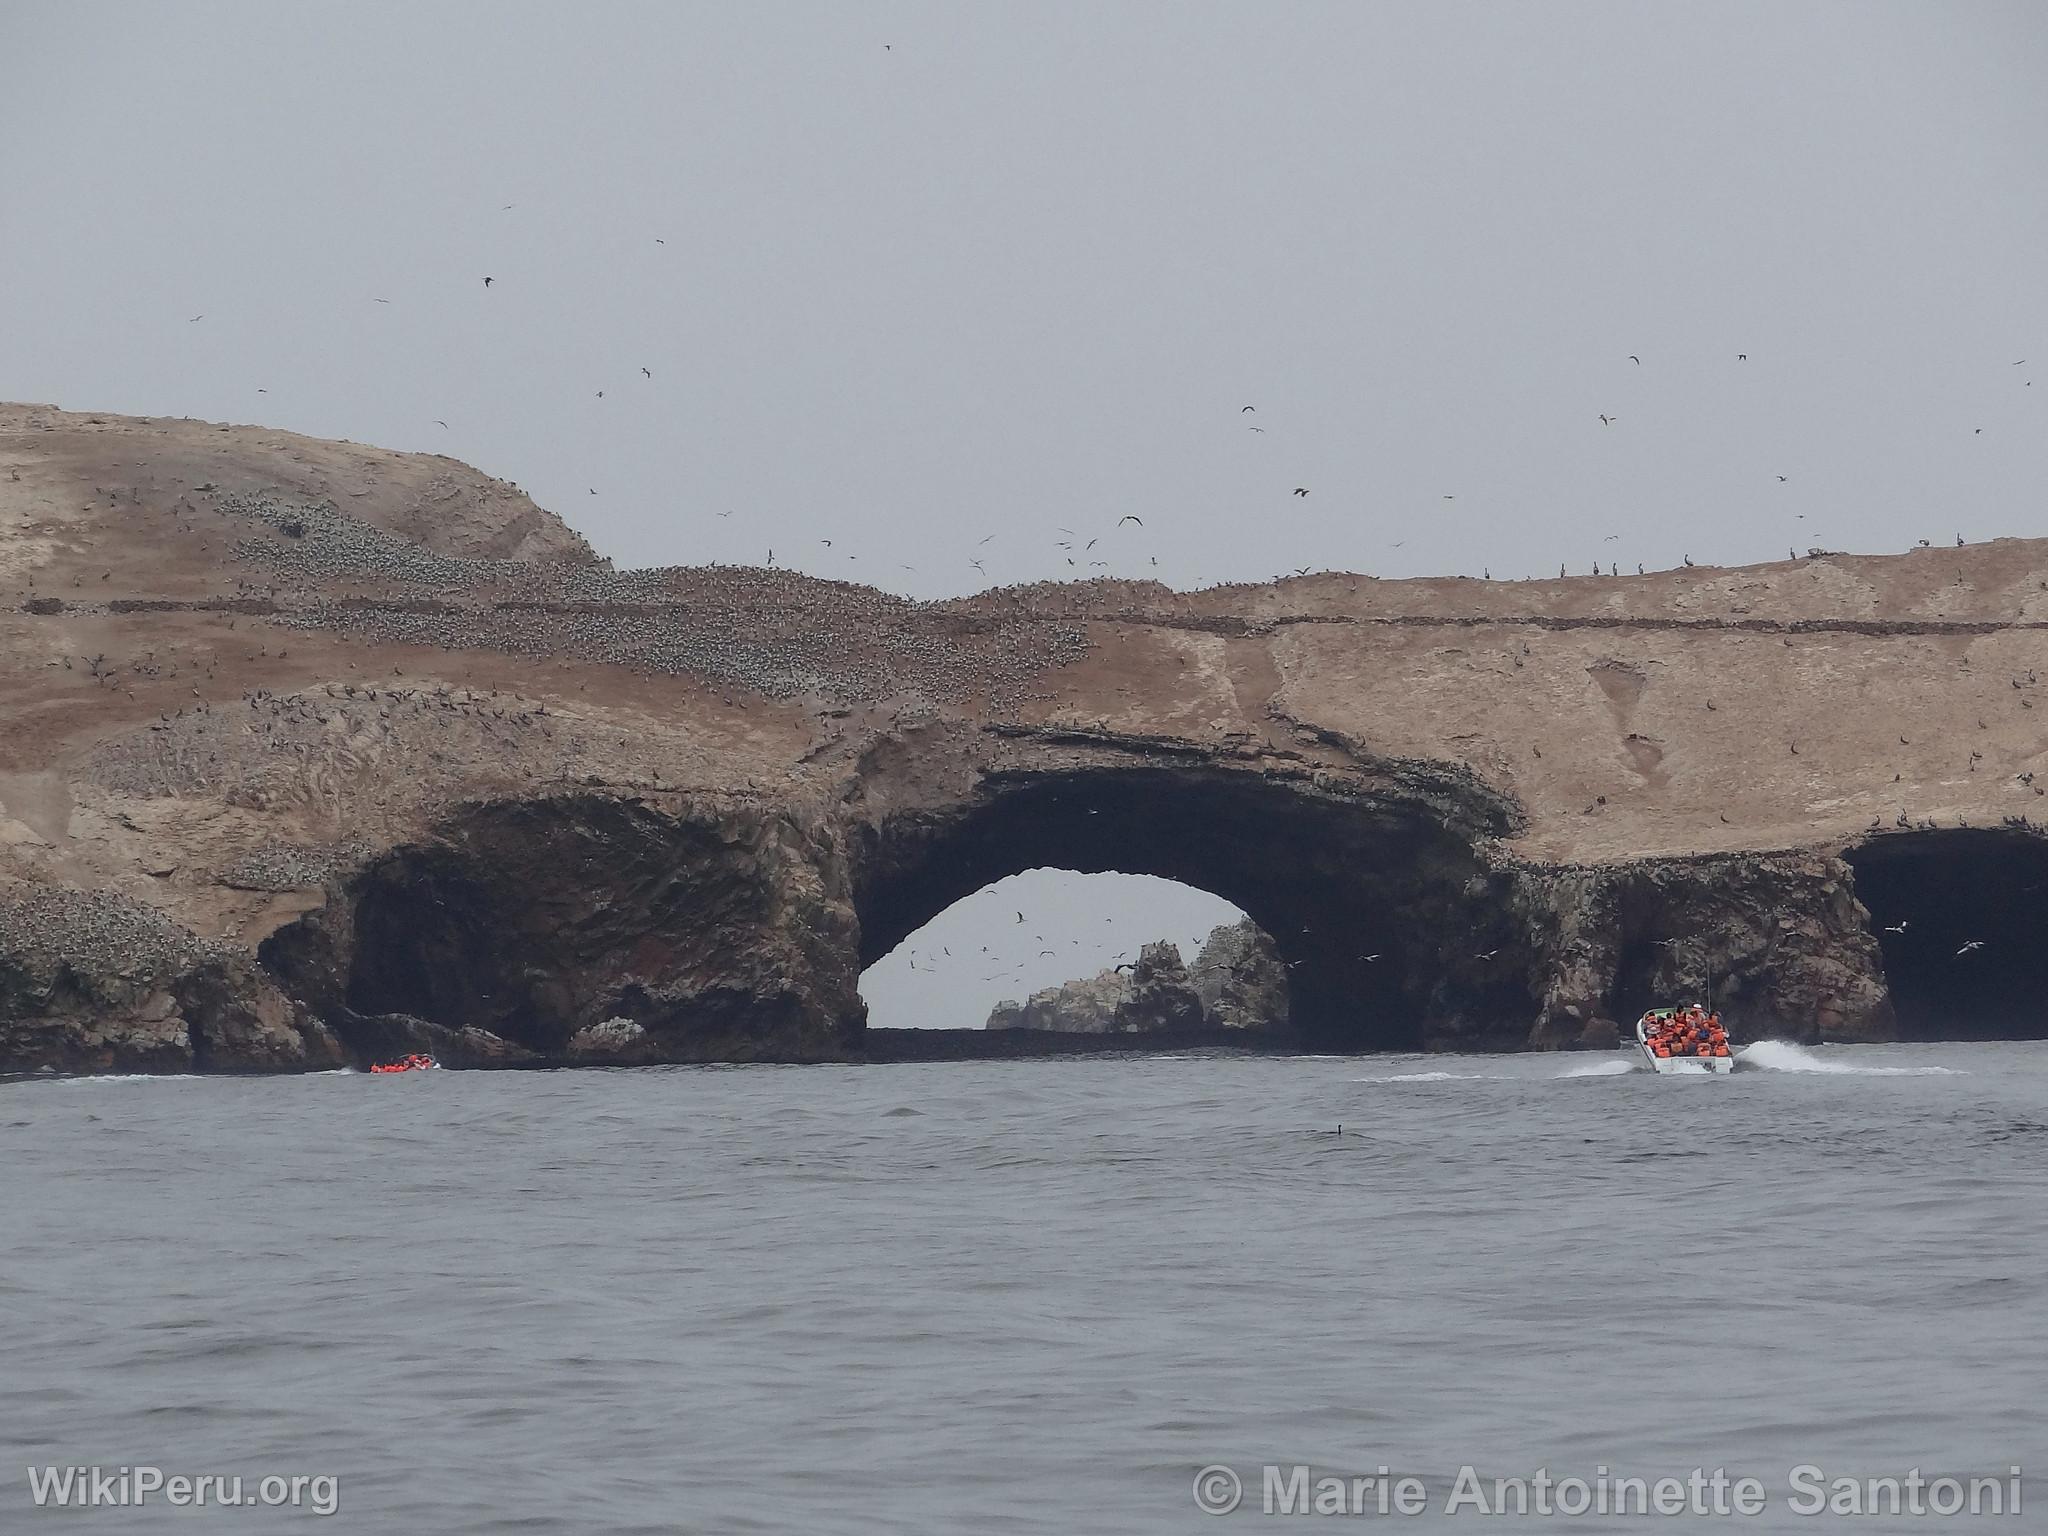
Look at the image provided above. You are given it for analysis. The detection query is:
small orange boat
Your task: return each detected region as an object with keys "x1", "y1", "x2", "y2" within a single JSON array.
[
  {"x1": 368, "y1": 1053, "x2": 440, "y2": 1074},
  {"x1": 1637, "y1": 1006, "x2": 1734, "y2": 1074}
]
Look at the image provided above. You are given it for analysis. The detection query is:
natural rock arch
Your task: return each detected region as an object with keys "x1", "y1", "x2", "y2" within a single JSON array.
[{"x1": 846, "y1": 751, "x2": 1539, "y2": 1052}]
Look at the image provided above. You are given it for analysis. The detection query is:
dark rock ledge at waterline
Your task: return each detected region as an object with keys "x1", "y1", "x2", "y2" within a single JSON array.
[{"x1": 7, "y1": 404, "x2": 2048, "y2": 1074}]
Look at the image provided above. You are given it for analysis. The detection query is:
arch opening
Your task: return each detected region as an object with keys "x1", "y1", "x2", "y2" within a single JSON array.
[
  {"x1": 859, "y1": 870, "x2": 1249, "y2": 1031},
  {"x1": 853, "y1": 765, "x2": 1536, "y2": 1052},
  {"x1": 1847, "y1": 830, "x2": 2048, "y2": 1040}
]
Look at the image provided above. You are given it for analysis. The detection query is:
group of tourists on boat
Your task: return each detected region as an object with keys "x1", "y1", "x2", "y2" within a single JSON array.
[{"x1": 1642, "y1": 1005, "x2": 1731, "y2": 1061}]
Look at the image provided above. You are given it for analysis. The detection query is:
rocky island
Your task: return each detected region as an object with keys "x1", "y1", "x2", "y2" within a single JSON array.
[
  {"x1": 4, "y1": 403, "x2": 2046, "y2": 1074},
  {"x1": 984, "y1": 922, "x2": 1289, "y2": 1035}
]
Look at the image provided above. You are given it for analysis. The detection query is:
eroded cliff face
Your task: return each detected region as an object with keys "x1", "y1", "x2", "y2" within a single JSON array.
[
  {"x1": 258, "y1": 794, "x2": 865, "y2": 1066},
  {"x1": 5, "y1": 405, "x2": 2047, "y2": 1072},
  {"x1": 0, "y1": 887, "x2": 341, "y2": 1073}
]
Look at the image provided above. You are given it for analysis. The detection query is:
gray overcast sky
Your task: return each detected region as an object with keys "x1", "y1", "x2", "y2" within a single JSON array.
[{"x1": 4, "y1": 1, "x2": 2045, "y2": 1025}]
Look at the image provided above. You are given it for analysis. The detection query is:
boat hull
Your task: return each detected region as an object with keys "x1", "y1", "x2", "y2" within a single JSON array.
[{"x1": 1637, "y1": 1047, "x2": 1734, "y2": 1074}]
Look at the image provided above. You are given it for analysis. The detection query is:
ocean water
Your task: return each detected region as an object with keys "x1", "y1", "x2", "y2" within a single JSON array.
[{"x1": 3, "y1": 1041, "x2": 2043, "y2": 1533}]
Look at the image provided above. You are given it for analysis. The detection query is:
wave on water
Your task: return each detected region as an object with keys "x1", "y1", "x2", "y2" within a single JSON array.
[
  {"x1": 44, "y1": 1074, "x2": 203, "y2": 1085},
  {"x1": 1353, "y1": 1071, "x2": 1489, "y2": 1082},
  {"x1": 1558, "y1": 1059, "x2": 1637, "y2": 1077},
  {"x1": 1737, "y1": 1040, "x2": 1960, "y2": 1076}
]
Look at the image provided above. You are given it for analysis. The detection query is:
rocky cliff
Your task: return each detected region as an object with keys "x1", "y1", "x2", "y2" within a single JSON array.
[
  {"x1": 1188, "y1": 919, "x2": 1292, "y2": 1032},
  {"x1": 989, "y1": 923, "x2": 1288, "y2": 1035},
  {"x1": 7, "y1": 403, "x2": 2048, "y2": 1072}
]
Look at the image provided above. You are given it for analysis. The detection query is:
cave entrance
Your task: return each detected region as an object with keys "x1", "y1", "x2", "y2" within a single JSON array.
[
  {"x1": 1846, "y1": 830, "x2": 2048, "y2": 1040},
  {"x1": 853, "y1": 765, "x2": 1535, "y2": 1052},
  {"x1": 1607, "y1": 936, "x2": 1671, "y2": 1030},
  {"x1": 859, "y1": 870, "x2": 1250, "y2": 1032}
]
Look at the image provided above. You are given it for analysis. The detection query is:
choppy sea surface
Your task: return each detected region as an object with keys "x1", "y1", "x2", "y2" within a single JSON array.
[{"x1": 4, "y1": 1041, "x2": 2044, "y2": 1533}]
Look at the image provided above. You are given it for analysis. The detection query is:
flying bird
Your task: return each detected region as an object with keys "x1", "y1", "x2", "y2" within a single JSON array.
[
  {"x1": 1247, "y1": 425, "x2": 1265, "y2": 432},
  {"x1": 1293, "y1": 488, "x2": 1308, "y2": 497},
  {"x1": 434, "y1": 420, "x2": 448, "y2": 429},
  {"x1": 1884, "y1": 921, "x2": 1909, "y2": 933},
  {"x1": 1957, "y1": 940, "x2": 1985, "y2": 955},
  {"x1": 483, "y1": 278, "x2": 493, "y2": 287},
  {"x1": 372, "y1": 298, "x2": 390, "y2": 304},
  {"x1": 1629, "y1": 355, "x2": 1640, "y2": 365},
  {"x1": 187, "y1": 315, "x2": 204, "y2": 323},
  {"x1": 641, "y1": 367, "x2": 652, "y2": 378},
  {"x1": 1736, "y1": 352, "x2": 1746, "y2": 361},
  {"x1": 1777, "y1": 475, "x2": 1788, "y2": 482},
  {"x1": 1599, "y1": 414, "x2": 1615, "y2": 426},
  {"x1": 1242, "y1": 405, "x2": 1256, "y2": 412},
  {"x1": 1118, "y1": 515, "x2": 1143, "y2": 526}
]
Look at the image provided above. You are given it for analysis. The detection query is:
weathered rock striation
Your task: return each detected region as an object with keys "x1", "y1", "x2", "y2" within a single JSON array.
[{"x1": 7, "y1": 403, "x2": 2048, "y2": 1073}]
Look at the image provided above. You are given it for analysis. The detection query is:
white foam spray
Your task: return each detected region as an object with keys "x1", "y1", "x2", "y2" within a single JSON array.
[
  {"x1": 1737, "y1": 1040, "x2": 1959, "y2": 1076},
  {"x1": 1558, "y1": 1058, "x2": 1637, "y2": 1077},
  {"x1": 1352, "y1": 1070, "x2": 1489, "y2": 1083}
]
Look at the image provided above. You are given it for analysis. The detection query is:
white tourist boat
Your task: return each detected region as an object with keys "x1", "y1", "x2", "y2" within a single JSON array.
[{"x1": 1635, "y1": 1007, "x2": 1735, "y2": 1074}]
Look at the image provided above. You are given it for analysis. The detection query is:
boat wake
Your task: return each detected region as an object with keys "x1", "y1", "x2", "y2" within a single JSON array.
[
  {"x1": 42, "y1": 1073, "x2": 203, "y2": 1085},
  {"x1": 1352, "y1": 1070, "x2": 1489, "y2": 1083},
  {"x1": 1557, "y1": 1059, "x2": 1637, "y2": 1077},
  {"x1": 1737, "y1": 1041, "x2": 1961, "y2": 1076}
]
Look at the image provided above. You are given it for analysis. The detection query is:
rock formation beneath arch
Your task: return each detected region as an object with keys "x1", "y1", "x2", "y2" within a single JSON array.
[
  {"x1": 6, "y1": 403, "x2": 2048, "y2": 1072},
  {"x1": 987, "y1": 928, "x2": 1274, "y2": 1035}
]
